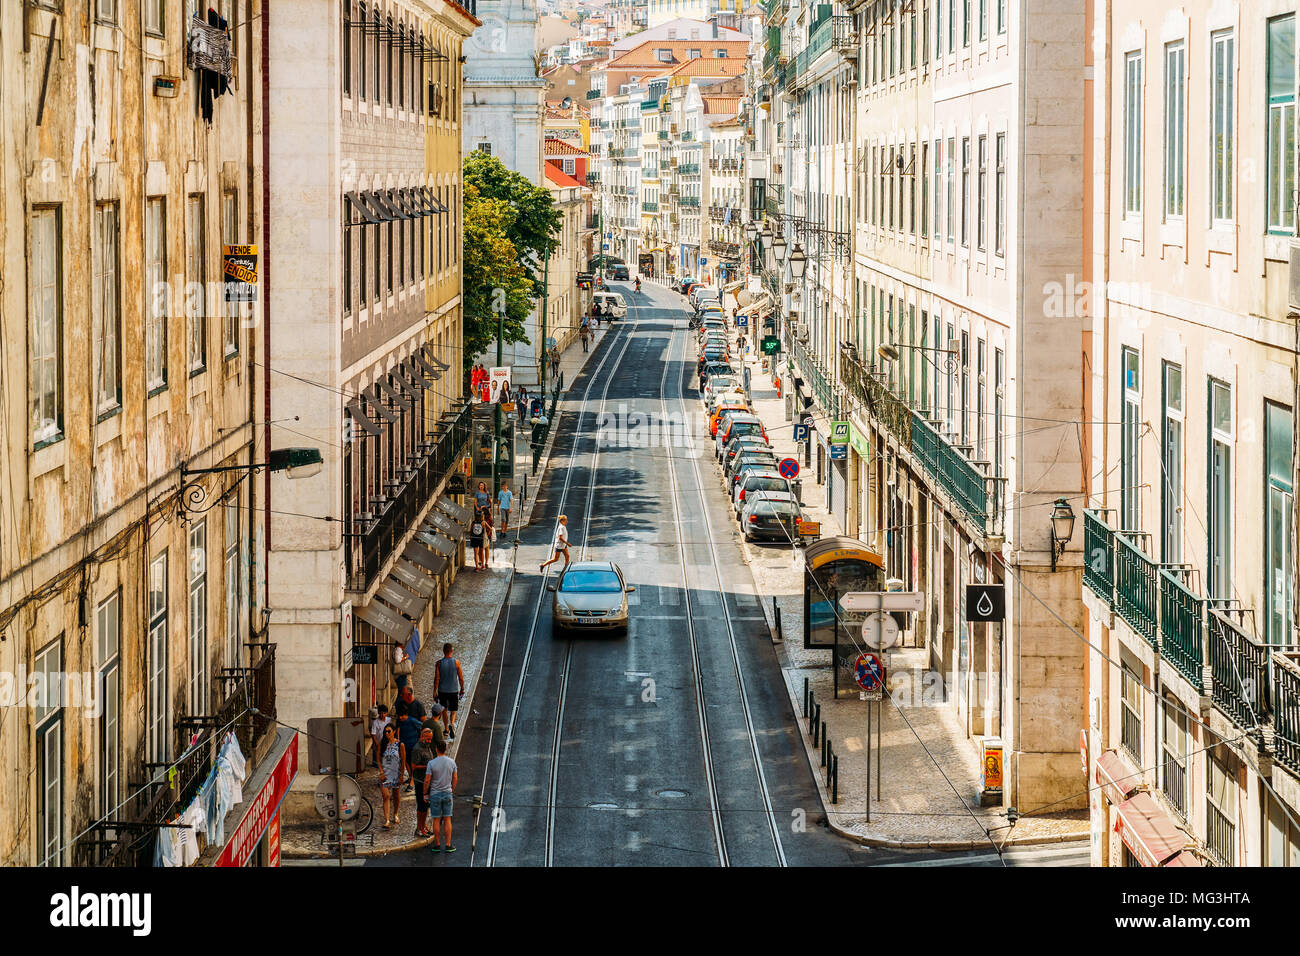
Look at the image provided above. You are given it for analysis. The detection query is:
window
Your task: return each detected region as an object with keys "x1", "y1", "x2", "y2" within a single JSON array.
[
  {"x1": 656, "y1": 48, "x2": 673, "y2": 62},
  {"x1": 1210, "y1": 30, "x2": 1234, "y2": 223},
  {"x1": 1120, "y1": 655, "x2": 1142, "y2": 762},
  {"x1": 1267, "y1": 16, "x2": 1296, "y2": 235},
  {"x1": 978, "y1": 0, "x2": 986, "y2": 41},
  {"x1": 1208, "y1": 379, "x2": 1233, "y2": 598},
  {"x1": 30, "y1": 207, "x2": 62, "y2": 447},
  {"x1": 97, "y1": 591, "x2": 122, "y2": 817},
  {"x1": 934, "y1": 140, "x2": 943, "y2": 238},
  {"x1": 343, "y1": 202, "x2": 352, "y2": 315},
  {"x1": 921, "y1": 142, "x2": 929, "y2": 238},
  {"x1": 715, "y1": 49, "x2": 727, "y2": 58},
  {"x1": 189, "y1": 521, "x2": 208, "y2": 716},
  {"x1": 145, "y1": 0, "x2": 164, "y2": 35},
  {"x1": 342, "y1": 0, "x2": 351, "y2": 96},
  {"x1": 1263, "y1": 787, "x2": 1300, "y2": 866},
  {"x1": 948, "y1": 0, "x2": 956, "y2": 52},
  {"x1": 1161, "y1": 362, "x2": 1183, "y2": 562},
  {"x1": 945, "y1": 321, "x2": 955, "y2": 432},
  {"x1": 962, "y1": 0, "x2": 970, "y2": 46},
  {"x1": 96, "y1": 0, "x2": 116, "y2": 23},
  {"x1": 146, "y1": 198, "x2": 168, "y2": 391},
  {"x1": 1161, "y1": 695, "x2": 1188, "y2": 819},
  {"x1": 1124, "y1": 51, "x2": 1143, "y2": 215},
  {"x1": 222, "y1": 192, "x2": 239, "y2": 357},
  {"x1": 1206, "y1": 746, "x2": 1238, "y2": 865},
  {"x1": 359, "y1": 220, "x2": 369, "y2": 308},
  {"x1": 936, "y1": 0, "x2": 944, "y2": 59},
  {"x1": 148, "y1": 552, "x2": 169, "y2": 764},
  {"x1": 226, "y1": 496, "x2": 242, "y2": 665},
  {"x1": 994, "y1": 348, "x2": 1005, "y2": 476},
  {"x1": 92, "y1": 203, "x2": 121, "y2": 416},
  {"x1": 35, "y1": 637, "x2": 63, "y2": 866},
  {"x1": 563, "y1": 157, "x2": 575, "y2": 176},
  {"x1": 976, "y1": 339, "x2": 986, "y2": 459},
  {"x1": 386, "y1": 220, "x2": 394, "y2": 294},
  {"x1": 371, "y1": 9, "x2": 381, "y2": 101},
  {"x1": 1163, "y1": 42, "x2": 1186, "y2": 219},
  {"x1": 976, "y1": 135, "x2": 987, "y2": 250},
  {"x1": 997, "y1": 0, "x2": 1005, "y2": 35},
  {"x1": 1265, "y1": 402, "x2": 1294, "y2": 644},
  {"x1": 186, "y1": 195, "x2": 206, "y2": 373},
  {"x1": 946, "y1": 138, "x2": 955, "y2": 242},
  {"x1": 1120, "y1": 347, "x2": 1141, "y2": 530},
  {"x1": 373, "y1": 219, "x2": 381, "y2": 299},
  {"x1": 385, "y1": 16, "x2": 393, "y2": 105},
  {"x1": 358, "y1": 3, "x2": 367, "y2": 99},
  {"x1": 960, "y1": 137, "x2": 970, "y2": 246},
  {"x1": 994, "y1": 132, "x2": 1006, "y2": 255}
]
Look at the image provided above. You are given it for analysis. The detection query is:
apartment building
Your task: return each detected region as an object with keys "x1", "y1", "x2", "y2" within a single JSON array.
[
  {"x1": 1082, "y1": 0, "x2": 1300, "y2": 866},
  {"x1": 759, "y1": 0, "x2": 1089, "y2": 811},
  {"x1": 267, "y1": 0, "x2": 478, "y2": 816},
  {"x1": 0, "y1": 0, "x2": 282, "y2": 866},
  {"x1": 706, "y1": 101, "x2": 746, "y2": 285}
]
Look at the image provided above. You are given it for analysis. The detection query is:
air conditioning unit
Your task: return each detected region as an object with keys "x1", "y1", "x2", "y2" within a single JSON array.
[
  {"x1": 796, "y1": 322, "x2": 810, "y2": 342},
  {"x1": 1289, "y1": 241, "x2": 1300, "y2": 314}
]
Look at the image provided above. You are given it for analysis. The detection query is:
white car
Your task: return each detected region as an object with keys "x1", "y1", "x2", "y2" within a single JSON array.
[
  {"x1": 592, "y1": 291, "x2": 627, "y2": 319},
  {"x1": 733, "y1": 472, "x2": 796, "y2": 515},
  {"x1": 707, "y1": 389, "x2": 748, "y2": 416}
]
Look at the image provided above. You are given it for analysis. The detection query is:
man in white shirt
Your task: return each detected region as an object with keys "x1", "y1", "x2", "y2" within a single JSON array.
[{"x1": 539, "y1": 514, "x2": 571, "y2": 573}]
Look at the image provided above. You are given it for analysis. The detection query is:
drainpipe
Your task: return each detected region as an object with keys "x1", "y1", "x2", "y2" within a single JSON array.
[{"x1": 261, "y1": 0, "x2": 272, "y2": 613}]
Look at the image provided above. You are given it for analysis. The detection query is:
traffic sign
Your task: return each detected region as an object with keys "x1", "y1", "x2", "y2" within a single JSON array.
[
  {"x1": 854, "y1": 652, "x2": 885, "y2": 691},
  {"x1": 965, "y1": 584, "x2": 1006, "y2": 622},
  {"x1": 792, "y1": 423, "x2": 809, "y2": 443},
  {"x1": 778, "y1": 457, "x2": 800, "y2": 479},
  {"x1": 828, "y1": 443, "x2": 847, "y2": 460},
  {"x1": 862, "y1": 610, "x2": 900, "y2": 649},
  {"x1": 839, "y1": 591, "x2": 924, "y2": 612},
  {"x1": 737, "y1": 315, "x2": 748, "y2": 328}
]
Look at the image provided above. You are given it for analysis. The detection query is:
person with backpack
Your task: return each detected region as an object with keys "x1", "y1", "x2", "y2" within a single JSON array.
[{"x1": 470, "y1": 508, "x2": 487, "y2": 571}]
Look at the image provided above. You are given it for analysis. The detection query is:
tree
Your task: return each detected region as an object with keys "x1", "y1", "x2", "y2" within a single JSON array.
[
  {"x1": 463, "y1": 151, "x2": 562, "y2": 293},
  {"x1": 461, "y1": 183, "x2": 535, "y2": 367}
]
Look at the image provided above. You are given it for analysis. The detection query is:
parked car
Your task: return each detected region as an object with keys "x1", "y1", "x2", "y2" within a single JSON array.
[
  {"x1": 712, "y1": 409, "x2": 755, "y2": 450},
  {"x1": 733, "y1": 472, "x2": 796, "y2": 515},
  {"x1": 699, "y1": 361, "x2": 734, "y2": 386},
  {"x1": 716, "y1": 415, "x2": 767, "y2": 457},
  {"x1": 709, "y1": 402, "x2": 749, "y2": 437},
  {"x1": 725, "y1": 443, "x2": 778, "y2": 477},
  {"x1": 729, "y1": 456, "x2": 782, "y2": 492},
  {"x1": 702, "y1": 374, "x2": 740, "y2": 403},
  {"x1": 740, "y1": 494, "x2": 803, "y2": 542},
  {"x1": 611, "y1": 263, "x2": 630, "y2": 281},
  {"x1": 674, "y1": 275, "x2": 698, "y2": 294},
  {"x1": 548, "y1": 561, "x2": 636, "y2": 635},
  {"x1": 592, "y1": 291, "x2": 628, "y2": 319},
  {"x1": 706, "y1": 390, "x2": 747, "y2": 418}
]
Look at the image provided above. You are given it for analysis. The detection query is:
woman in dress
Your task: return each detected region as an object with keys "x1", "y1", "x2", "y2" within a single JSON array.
[{"x1": 379, "y1": 724, "x2": 405, "y2": 828}]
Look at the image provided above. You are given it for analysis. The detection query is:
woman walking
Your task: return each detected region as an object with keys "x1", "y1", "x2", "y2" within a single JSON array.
[
  {"x1": 470, "y1": 508, "x2": 487, "y2": 571},
  {"x1": 539, "y1": 514, "x2": 571, "y2": 574},
  {"x1": 481, "y1": 506, "x2": 495, "y2": 567},
  {"x1": 379, "y1": 724, "x2": 406, "y2": 829}
]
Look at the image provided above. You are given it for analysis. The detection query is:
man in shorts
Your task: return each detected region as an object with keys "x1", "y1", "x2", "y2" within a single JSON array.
[
  {"x1": 497, "y1": 482, "x2": 514, "y2": 534},
  {"x1": 424, "y1": 740, "x2": 458, "y2": 853},
  {"x1": 434, "y1": 643, "x2": 466, "y2": 740},
  {"x1": 538, "y1": 514, "x2": 570, "y2": 574}
]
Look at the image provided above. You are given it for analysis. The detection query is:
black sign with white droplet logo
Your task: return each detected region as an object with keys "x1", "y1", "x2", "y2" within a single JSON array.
[{"x1": 965, "y1": 584, "x2": 1005, "y2": 623}]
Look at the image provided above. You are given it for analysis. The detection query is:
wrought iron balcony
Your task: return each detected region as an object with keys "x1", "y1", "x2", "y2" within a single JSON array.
[
  {"x1": 1274, "y1": 655, "x2": 1300, "y2": 776},
  {"x1": 347, "y1": 402, "x2": 472, "y2": 593},
  {"x1": 679, "y1": 162, "x2": 700, "y2": 176},
  {"x1": 1114, "y1": 532, "x2": 1158, "y2": 649},
  {"x1": 642, "y1": 201, "x2": 659, "y2": 213},
  {"x1": 678, "y1": 196, "x2": 700, "y2": 208},
  {"x1": 659, "y1": 130, "x2": 669, "y2": 140},
  {"x1": 586, "y1": 88, "x2": 603, "y2": 100},
  {"x1": 1083, "y1": 509, "x2": 1115, "y2": 601},
  {"x1": 1160, "y1": 567, "x2": 1205, "y2": 685},
  {"x1": 832, "y1": 15, "x2": 858, "y2": 51},
  {"x1": 1208, "y1": 607, "x2": 1269, "y2": 732}
]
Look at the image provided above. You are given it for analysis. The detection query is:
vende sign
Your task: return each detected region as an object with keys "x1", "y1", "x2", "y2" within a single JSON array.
[{"x1": 216, "y1": 732, "x2": 298, "y2": 867}]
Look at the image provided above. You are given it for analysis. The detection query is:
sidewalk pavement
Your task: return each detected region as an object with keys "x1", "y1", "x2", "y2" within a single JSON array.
[
  {"x1": 732, "y1": 344, "x2": 1088, "y2": 850},
  {"x1": 281, "y1": 324, "x2": 610, "y2": 859}
]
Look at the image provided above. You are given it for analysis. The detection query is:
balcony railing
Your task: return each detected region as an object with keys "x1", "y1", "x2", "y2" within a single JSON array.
[
  {"x1": 659, "y1": 130, "x2": 669, "y2": 140},
  {"x1": 791, "y1": 336, "x2": 833, "y2": 413},
  {"x1": 1160, "y1": 568, "x2": 1205, "y2": 686},
  {"x1": 1114, "y1": 532, "x2": 1158, "y2": 649},
  {"x1": 1274, "y1": 656, "x2": 1300, "y2": 776},
  {"x1": 1207, "y1": 608, "x2": 1269, "y2": 731},
  {"x1": 348, "y1": 402, "x2": 472, "y2": 593},
  {"x1": 832, "y1": 14, "x2": 858, "y2": 51},
  {"x1": 642, "y1": 201, "x2": 659, "y2": 212},
  {"x1": 1205, "y1": 801, "x2": 1235, "y2": 867},
  {"x1": 1083, "y1": 509, "x2": 1115, "y2": 601},
  {"x1": 586, "y1": 88, "x2": 602, "y2": 100},
  {"x1": 679, "y1": 196, "x2": 700, "y2": 208},
  {"x1": 679, "y1": 162, "x2": 700, "y2": 175},
  {"x1": 75, "y1": 643, "x2": 277, "y2": 866},
  {"x1": 911, "y1": 416, "x2": 1004, "y2": 534}
]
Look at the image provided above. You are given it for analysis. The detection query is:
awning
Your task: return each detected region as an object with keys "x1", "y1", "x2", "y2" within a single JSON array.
[
  {"x1": 364, "y1": 386, "x2": 399, "y2": 423},
  {"x1": 358, "y1": 191, "x2": 395, "y2": 222},
  {"x1": 1114, "y1": 792, "x2": 1187, "y2": 867},
  {"x1": 345, "y1": 398, "x2": 382, "y2": 436},
  {"x1": 390, "y1": 188, "x2": 421, "y2": 218},
  {"x1": 406, "y1": 358, "x2": 438, "y2": 389},
  {"x1": 1096, "y1": 749, "x2": 1141, "y2": 806},
  {"x1": 437, "y1": 495, "x2": 473, "y2": 524},
  {"x1": 423, "y1": 186, "x2": 449, "y2": 214},
  {"x1": 370, "y1": 190, "x2": 406, "y2": 221},
  {"x1": 377, "y1": 579, "x2": 426, "y2": 619},
  {"x1": 375, "y1": 377, "x2": 412, "y2": 412},
  {"x1": 423, "y1": 343, "x2": 451, "y2": 371},
  {"x1": 389, "y1": 370, "x2": 421, "y2": 401},
  {"x1": 413, "y1": 351, "x2": 444, "y2": 381},
  {"x1": 418, "y1": 527, "x2": 458, "y2": 557},
  {"x1": 722, "y1": 279, "x2": 745, "y2": 294},
  {"x1": 736, "y1": 293, "x2": 772, "y2": 318},
  {"x1": 403, "y1": 539, "x2": 450, "y2": 575},
  {"x1": 1162, "y1": 850, "x2": 1204, "y2": 867},
  {"x1": 412, "y1": 189, "x2": 437, "y2": 215},
  {"x1": 391, "y1": 559, "x2": 437, "y2": 598},
  {"x1": 345, "y1": 191, "x2": 380, "y2": 225},
  {"x1": 355, "y1": 598, "x2": 409, "y2": 641},
  {"x1": 426, "y1": 509, "x2": 466, "y2": 540}
]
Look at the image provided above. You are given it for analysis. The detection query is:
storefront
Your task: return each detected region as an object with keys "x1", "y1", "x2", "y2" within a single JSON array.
[{"x1": 210, "y1": 728, "x2": 299, "y2": 867}]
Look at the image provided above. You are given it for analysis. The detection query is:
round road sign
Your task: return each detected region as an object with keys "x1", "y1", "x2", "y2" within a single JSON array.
[
  {"x1": 862, "y1": 610, "x2": 900, "y2": 650},
  {"x1": 854, "y1": 652, "x2": 884, "y2": 691},
  {"x1": 778, "y1": 457, "x2": 800, "y2": 480}
]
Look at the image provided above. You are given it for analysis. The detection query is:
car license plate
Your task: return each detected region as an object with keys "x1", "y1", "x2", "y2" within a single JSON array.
[{"x1": 577, "y1": 617, "x2": 600, "y2": 625}]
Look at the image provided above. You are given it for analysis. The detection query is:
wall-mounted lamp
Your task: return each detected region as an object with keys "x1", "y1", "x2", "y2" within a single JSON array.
[{"x1": 1050, "y1": 497, "x2": 1076, "y2": 571}]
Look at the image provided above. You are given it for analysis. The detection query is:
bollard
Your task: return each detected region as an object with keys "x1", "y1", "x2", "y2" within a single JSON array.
[
  {"x1": 832, "y1": 755, "x2": 839, "y2": 804},
  {"x1": 803, "y1": 677, "x2": 809, "y2": 717},
  {"x1": 812, "y1": 702, "x2": 821, "y2": 741},
  {"x1": 774, "y1": 604, "x2": 783, "y2": 640},
  {"x1": 820, "y1": 733, "x2": 827, "y2": 768}
]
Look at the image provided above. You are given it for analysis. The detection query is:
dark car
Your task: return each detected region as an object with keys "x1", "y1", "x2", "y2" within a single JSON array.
[
  {"x1": 611, "y1": 263, "x2": 630, "y2": 281},
  {"x1": 727, "y1": 451, "x2": 780, "y2": 485},
  {"x1": 700, "y1": 361, "x2": 734, "y2": 388},
  {"x1": 741, "y1": 495, "x2": 803, "y2": 542}
]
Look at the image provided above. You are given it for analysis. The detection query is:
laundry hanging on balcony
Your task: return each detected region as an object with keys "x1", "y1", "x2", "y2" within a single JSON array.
[{"x1": 189, "y1": 11, "x2": 233, "y2": 123}]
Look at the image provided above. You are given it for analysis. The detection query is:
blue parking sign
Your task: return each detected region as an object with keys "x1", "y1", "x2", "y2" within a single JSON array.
[{"x1": 793, "y1": 423, "x2": 809, "y2": 443}]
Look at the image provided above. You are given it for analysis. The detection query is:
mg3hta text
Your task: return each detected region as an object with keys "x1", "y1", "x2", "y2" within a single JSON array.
[{"x1": 1121, "y1": 893, "x2": 1251, "y2": 907}]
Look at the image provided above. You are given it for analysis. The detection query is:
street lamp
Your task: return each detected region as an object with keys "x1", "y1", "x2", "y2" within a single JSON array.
[
  {"x1": 772, "y1": 232, "x2": 788, "y2": 263},
  {"x1": 744, "y1": 221, "x2": 757, "y2": 240},
  {"x1": 1050, "y1": 497, "x2": 1076, "y2": 571},
  {"x1": 788, "y1": 242, "x2": 807, "y2": 279},
  {"x1": 180, "y1": 446, "x2": 324, "y2": 515}
]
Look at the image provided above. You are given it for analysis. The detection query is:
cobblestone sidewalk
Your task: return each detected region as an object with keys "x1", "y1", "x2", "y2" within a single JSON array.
[
  {"x1": 733, "y1": 347, "x2": 1088, "y2": 850},
  {"x1": 282, "y1": 326, "x2": 609, "y2": 859}
]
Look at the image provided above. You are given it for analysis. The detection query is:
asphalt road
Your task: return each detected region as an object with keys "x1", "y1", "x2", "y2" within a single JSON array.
[{"x1": 365, "y1": 282, "x2": 1085, "y2": 868}]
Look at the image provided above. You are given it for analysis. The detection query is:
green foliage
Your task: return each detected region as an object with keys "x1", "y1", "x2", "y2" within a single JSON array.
[
  {"x1": 463, "y1": 151, "x2": 562, "y2": 292},
  {"x1": 462, "y1": 183, "x2": 537, "y2": 370}
]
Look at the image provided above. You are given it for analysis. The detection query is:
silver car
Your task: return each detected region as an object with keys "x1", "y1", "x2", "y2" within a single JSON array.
[{"x1": 548, "y1": 561, "x2": 636, "y2": 635}]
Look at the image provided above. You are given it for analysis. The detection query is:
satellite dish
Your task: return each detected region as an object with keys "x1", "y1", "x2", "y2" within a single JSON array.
[{"x1": 561, "y1": 96, "x2": 573, "y2": 108}]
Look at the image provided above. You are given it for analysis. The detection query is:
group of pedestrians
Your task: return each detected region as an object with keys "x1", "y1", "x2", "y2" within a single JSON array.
[
  {"x1": 469, "y1": 480, "x2": 516, "y2": 571},
  {"x1": 369, "y1": 643, "x2": 466, "y2": 852}
]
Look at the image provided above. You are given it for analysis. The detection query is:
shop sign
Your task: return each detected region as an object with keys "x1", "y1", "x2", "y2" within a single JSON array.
[{"x1": 216, "y1": 733, "x2": 298, "y2": 867}]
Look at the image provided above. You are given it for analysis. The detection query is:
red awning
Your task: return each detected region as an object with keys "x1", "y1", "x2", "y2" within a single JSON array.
[
  {"x1": 1096, "y1": 749, "x2": 1141, "y2": 806},
  {"x1": 1163, "y1": 850, "x2": 1204, "y2": 867},
  {"x1": 1114, "y1": 792, "x2": 1187, "y2": 867}
]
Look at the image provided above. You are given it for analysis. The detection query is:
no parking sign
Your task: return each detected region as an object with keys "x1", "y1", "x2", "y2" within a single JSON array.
[{"x1": 778, "y1": 457, "x2": 800, "y2": 480}]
